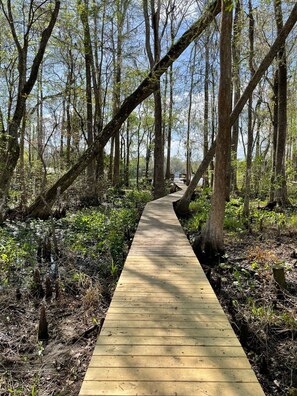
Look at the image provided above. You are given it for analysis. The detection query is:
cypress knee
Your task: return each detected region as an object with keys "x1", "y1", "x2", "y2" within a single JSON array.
[{"x1": 38, "y1": 304, "x2": 49, "y2": 341}]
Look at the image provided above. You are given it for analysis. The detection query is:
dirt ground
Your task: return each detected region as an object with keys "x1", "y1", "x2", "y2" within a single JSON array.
[
  {"x1": 0, "y1": 249, "x2": 114, "y2": 396},
  {"x1": 206, "y1": 232, "x2": 297, "y2": 396},
  {"x1": 0, "y1": 230, "x2": 296, "y2": 395}
]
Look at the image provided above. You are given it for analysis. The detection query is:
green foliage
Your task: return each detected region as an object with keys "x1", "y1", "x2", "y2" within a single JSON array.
[
  {"x1": 250, "y1": 208, "x2": 287, "y2": 233},
  {"x1": 123, "y1": 190, "x2": 152, "y2": 209},
  {"x1": 63, "y1": 188, "x2": 149, "y2": 268},
  {"x1": 65, "y1": 209, "x2": 108, "y2": 257},
  {"x1": 250, "y1": 301, "x2": 275, "y2": 324},
  {"x1": 110, "y1": 258, "x2": 118, "y2": 277},
  {"x1": 185, "y1": 192, "x2": 245, "y2": 233},
  {"x1": 285, "y1": 213, "x2": 297, "y2": 233},
  {"x1": 107, "y1": 207, "x2": 138, "y2": 264},
  {"x1": 224, "y1": 198, "x2": 244, "y2": 232},
  {"x1": 185, "y1": 189, "x2": 211, "y2": 232},
  {"x1": 0, "y1": 226, "x2": 37, "y2": 285},
  {"x1": 247, "y1": 298, "x2": 297, "y2": 330},
  {"x1": 0, "y1": 188, "x2": 149, "y2": 287}
]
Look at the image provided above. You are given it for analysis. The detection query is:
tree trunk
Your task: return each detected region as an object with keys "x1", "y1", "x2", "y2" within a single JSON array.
[
  {"x1": 19, "y1": 105, "x2": 27, "y2": 209},
  {"x1": 153, "y1": 86, "x2": 165, "y2": 198},
  {"x1": 165, "y1": 65, "x2": 174, "y2": 180},
  {"x1": 273, "y1": 0, "x2": 290, "y2": 206},
  {"x1": 230, "y1": 0, "x2": 242, "y2": 193},
  {"x1": 36, "y1": 68, "x2": 45, "y2": 193},
  {"x1": 125, "y1": 118, "x2": 130, "y2": 187},
  {"x1": 144, "y1": 0, "x2": 165, "y2": 199},
  {"x1": 243, "y1": 0, "x2": 255, "y2": 219},
  {"x1": 203, "y1": 32, "x2": 210, "y2": 188},
  {"x1": 78, "y1": 0, "x2": 95, "y2": 191},
  {"x1": 185, "y1": 44, "x2": 197, "y2": 186},
  {"x1": 112, "y1": 1, "x2": 129, "y2": 187},
  {"x1": 202, "y1": 0, "x2": 233, "y2": 257}
]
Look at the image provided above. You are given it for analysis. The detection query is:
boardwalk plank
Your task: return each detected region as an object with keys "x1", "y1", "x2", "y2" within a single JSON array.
[
  {"x1": 101, "y1": 320, "x2": 232, "y2": 329},
  {"x1": 79, "y1": 381, "x2": 263, "y2": 396},
  {"x1": 84, "y1": 367, "x2": 259, "y2": 382},
  {"x1": 88, "y1": 355, "x2": 252, "y2": 369},
  {"x1": 92, "y1": 344, "x2": 249, "y2": 357},
  {"x1": 100, "y1": 328, "x2": 236, "y2": 337},
  {"x1": 95, "y1": 336, "x2": 241, "y2": 347}
]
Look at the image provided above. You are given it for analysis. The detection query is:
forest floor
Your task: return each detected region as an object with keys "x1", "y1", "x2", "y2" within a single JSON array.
[
  {"x1": 0, "y1": 249, "x2": 114, "y2": 396},
  {"x1": 202, "y1": 232, "x2": 297, "y2": 396},
  {"x1": 0, "y1": 200, "x2": 297, "y2": 395}
]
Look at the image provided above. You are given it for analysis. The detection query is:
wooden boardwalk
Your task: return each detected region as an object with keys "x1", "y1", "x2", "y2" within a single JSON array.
[{"x1": 79, "y1": 183, "x2": 265, "y2": 396}]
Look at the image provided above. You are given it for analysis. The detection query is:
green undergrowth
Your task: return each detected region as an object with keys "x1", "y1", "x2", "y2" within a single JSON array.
[
  {"x1": 184, "y1": 189, "x2": 297, "y2": 236},
  {"x1": 0, "y1": 189, "x2": 152, "y2": 288}
]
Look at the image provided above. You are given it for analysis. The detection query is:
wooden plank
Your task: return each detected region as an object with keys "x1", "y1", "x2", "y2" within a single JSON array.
[
  {"x1": 92, "y1": 345, "x2": 247, "y2": 357},
  {"x1": 124, "y1": 257, "x2": 199, "y2": 262},
  {"x1": 111, "y1": 295, "x2": 220, "y2": 303},
  {"x1": 95, "y1": 336, "x2": 241, "y2": 347},
  {"x1": 84, "y1": 367, "x2": 259, "y2": 382},
  {"x1": 102, "y1": 321, "x2": 232, "y2": 330},
  {"x1": 115, "y1": 285, "x2": 215, "y2": 291},
  {"x1": 104, "y1": 308, "x2": 226, "y2": 315},
  {"x1": 80, "y1": 381, "x2": 265, "y2": 396},
  {"x1": 109, "y1": 303, "x2": 221, "y2": 309},
  {"x1": 88, "y1": 355, "x2": 252, "y2": 369},
  {"x1": 100, "y1": 328, "x2": 236, "y2": 337},
  {"x1": 122, "y1": 271, "x2": 204, "y2": 275},
  {"x1": 105, "y1": 313, "x2": 228, "y2": 321},
  {"x1": 120, "y1": 276, "x2": 208, "y2": 281}
]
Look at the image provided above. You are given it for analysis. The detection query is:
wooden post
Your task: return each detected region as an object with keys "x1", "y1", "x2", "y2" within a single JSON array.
[{"x1": 273, "y1": 267, "x2": 286, "y2": 289}]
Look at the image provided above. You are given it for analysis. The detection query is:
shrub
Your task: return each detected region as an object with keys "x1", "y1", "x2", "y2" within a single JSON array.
[{"x1": 0, "y1": 226, "x2": 37, "y2": 286}]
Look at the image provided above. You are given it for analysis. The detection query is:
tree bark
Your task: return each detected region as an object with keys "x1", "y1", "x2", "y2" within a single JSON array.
[
  {"x1": 78, "y1": 0, "x2": 95, "y2": 191},
  {"x1": 230, "y1": 0, "x2": 242, "y2": 193},
  {"x1": 203, "y1": 31, "x2": 210, "y2": 188},
  {"x1": 165, "y1": 65, "x2": 174, "y2": 180},
  {"x1": 243, "y1": 0, "x2": 255, "y2": 219},
  {"x1": 202, "y1": 0, "x2": 233, "y2": 256},
  {"x1": 270, "y1": 71, "x2": 279, "y2": 201},
  {"x1": 186, "y1": 44, "x2": 197, "y2": 186},
  {"x1": 273, "y1": 0, "x2": 290, "y2": 206},
  {"x1": 112, "y1": 0, "x2": 129, "y2": 187},
  {"x1": 144, "y1": 0, "x2": 165, "y2": 199}
]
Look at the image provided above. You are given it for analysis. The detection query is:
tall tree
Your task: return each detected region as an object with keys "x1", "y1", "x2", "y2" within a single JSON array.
[
  {"x1": 78, "y1": 0, "x2": 96, "y2": 192},
  {"x1": 112, "y1": 0, "x2": 129, "y2": 187},
  {"x1": 186, "y1": 43, "x2": 197, "y2": 185},
  {"x1": 230, "y1": 0, "x2": 242, "y2": 193},
  {"x1": 202, "y1": 0, "x2": 233, "y2": 257},
  {"x1": 272, "y1": 0, "x2": 290, "y2": 206},
  {"x1": 202, "y1": 30, "x2": 210, "y2": 187},
  {"x1": 143, "y1": 0, "x2": 165, "y2": 198},
  {"x1": 243, "y1": 0, "x2": 255, "y2": 219}
]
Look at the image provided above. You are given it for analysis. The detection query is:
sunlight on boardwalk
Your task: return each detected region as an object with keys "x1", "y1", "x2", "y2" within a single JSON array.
[{"x1": 79, "y1": 183, "x2": 265, "y2": 396}]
